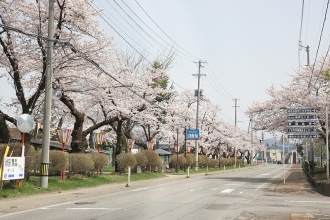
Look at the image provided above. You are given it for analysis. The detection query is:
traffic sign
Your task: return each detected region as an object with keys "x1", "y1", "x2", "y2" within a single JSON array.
[
  {"x1": 288, "y1": 134, "x2": 317, "y2": 139},
  {"x1": 287, "y1": 115, "x2": 316, "y2": 120},
  {"x1": 186, "y1": 129, "x2": 200, "y2": 140},
  {"x1": 287, "y1": 108, "x2": 316, "y2": 114},
  {"x1": 288, "y1": 128, "x2": 316, "y2": 133},
  {"x1": 287, "y1": 121, "x2": 317, "y2": 126},
  {"x1": 2, "y1": 157, "x2": 25, "y2": 180}
]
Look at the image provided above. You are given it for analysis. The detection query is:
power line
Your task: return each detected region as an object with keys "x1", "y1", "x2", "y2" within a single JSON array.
[
  {"x1": 308, "y1": 0, "x2": 330, "y2": 87},
  {"x1": 117, "y1": 0, "x2": 195, "y2": 61},
  {"x1": 86, "y1": 0, "x2": 153, "y2": 65},
  {"x1": 134, "y1": 0, "x2": 199, "y2": 60}
]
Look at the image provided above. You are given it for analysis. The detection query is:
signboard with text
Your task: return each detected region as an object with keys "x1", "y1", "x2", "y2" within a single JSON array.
[
  {"x1": 287, "y1": 108, "x2": 317, "y2": 139},
  {"x1": 287, "y1": 108, "x2": 316, "y2": 113},
  {"x1": 2, "y1": 157, "x2": 25, "y2": 180},
  {"x1": 186, "y1": 129, "x2": 200, "y2": 140}
]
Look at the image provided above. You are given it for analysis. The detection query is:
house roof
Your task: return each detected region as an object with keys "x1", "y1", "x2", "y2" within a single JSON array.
[{"x1": 155, "y1": 148, "x2": 171, "y2": 155}]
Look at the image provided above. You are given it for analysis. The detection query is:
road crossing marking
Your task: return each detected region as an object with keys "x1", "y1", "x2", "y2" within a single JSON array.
[{"x1": 221, "y1": 188, "x2": 235, "y2": 193}]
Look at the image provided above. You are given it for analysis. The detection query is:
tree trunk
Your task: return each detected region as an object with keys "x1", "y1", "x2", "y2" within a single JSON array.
[
  {"x1": 0, "y1": 112, "x2": 10, "y2": 143},
  {"x1": 115, "y1": 120, "x2": 123, "y2": 172},
  {"x1": 70, "y1": 112, "x2": 87, "y2": 153}
]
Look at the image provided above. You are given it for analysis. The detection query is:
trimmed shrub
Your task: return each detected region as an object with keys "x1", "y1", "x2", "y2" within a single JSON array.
[
  {"x1": 141, "y1": 150, "x2": 163, "y2": 172},
  {"x1": 133, "y1": 151, "x2": 148, "y2": 167},
  {"x1": 69, "y1": 153, "x2": 94, "y2": 176},
  {"x1": 209, "y1": 158, "x2": 218, "y2": 167},
  {"x1": 116, "y1": 153, "x2": 137, "y2": 173},
  {"x1": 185, "y1": 154, "x2": 194, "y2": 167},
  {"x1": 198, "y1": 155, "x2": 206, "y2": 167},
  {"x1": 169, "y1": 154, "x2": 187, "y2": 170},
  {"x1": 49, "y1": 150, "x2": 68, "y2": 175},
  {"x1": 90, "y1": 152, "x2": 109, "y2": 171}
]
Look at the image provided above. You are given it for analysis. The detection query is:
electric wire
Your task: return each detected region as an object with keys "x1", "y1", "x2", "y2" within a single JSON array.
[
  {"x1": 308, "y1": 0, "x2": 330, "y2": 87},
  {"x1": 119, "y1": 0, "x2": 195, "y2": 61},
  {"x1": 86, "y1": 0, "x2": 153, "y2": 65},
  {"x1": 205, "y1": 64, "x2": 234, "y2": 99},
  {"x1": 134, "y1": 0, "x2": 199, "y2": 60}
]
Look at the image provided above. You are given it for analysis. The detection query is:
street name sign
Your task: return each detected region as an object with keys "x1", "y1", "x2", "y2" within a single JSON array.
[
  {"x1": 287, "y1": 121, "x2": 317, "y2": 126},
  {"x1": 287, "y1": 115, "x2": 316, "y2": 120},
  {"x1": 288, "y1": 134, "x2": 317, "y2": 139},
  {"x1": 2, "y1": 157, "x2": 25, "y2": 180},
  {"x1": 287, "y1": 108, "x2": 316, "y2": 113},
  {"x1": 288, "y1": 128, "x2": 316, "y2": 133},
  {"x1": 186, "y1": 129, "x2": 200, "y2": 140}
]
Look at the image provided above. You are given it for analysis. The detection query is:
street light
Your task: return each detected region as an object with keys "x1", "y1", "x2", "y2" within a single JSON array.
[
  {"x1": 94, "y1": 131, "x2": 105, "y2": 176},
  {"x1": 56, "y1": 128, "x2": 72, "y2": 180}
]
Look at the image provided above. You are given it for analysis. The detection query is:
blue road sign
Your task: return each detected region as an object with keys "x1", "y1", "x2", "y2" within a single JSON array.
[
  {"x1": 186, "y1": 129, "x2": 200, "y2": 140},
  {"x1": 287, "y1": 108, "x2": 316, "y2": 114},
  {"x1": 288, "y1": 134, "x2": 317, "y2": 139},
  {"x1": 287, "y1": 121, "x2": 317, "y2": 126}
]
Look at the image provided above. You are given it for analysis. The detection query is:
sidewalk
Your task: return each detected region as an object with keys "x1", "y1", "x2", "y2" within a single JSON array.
[
  {"x1": 269, "y1": 164, "x2": 330, "y2": 220},
  {"x1": 274, "y1": 164, "x2": 315, "y2": 195}
]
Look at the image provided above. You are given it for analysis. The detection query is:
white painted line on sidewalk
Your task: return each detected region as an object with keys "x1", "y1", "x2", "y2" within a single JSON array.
[
  {"x1": 131, "y1": 187, "x2": 149, "y2": 192},
  {"x1": 221, "y1": 189, "x2": 235, "y2": 193}
]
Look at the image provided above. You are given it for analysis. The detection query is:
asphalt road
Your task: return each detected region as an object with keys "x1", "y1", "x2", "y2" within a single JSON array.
[{"x1": 0, "y1": 164, "x2": 329, "y2": 220}]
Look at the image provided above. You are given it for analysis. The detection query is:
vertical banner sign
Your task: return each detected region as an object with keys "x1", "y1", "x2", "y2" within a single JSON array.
[
  {"x1": 126, "y1": 138, "x2": 135, "y2": 153},
  {"x1": 147, "y1": 141, "x2": 154, "y2": 150}
]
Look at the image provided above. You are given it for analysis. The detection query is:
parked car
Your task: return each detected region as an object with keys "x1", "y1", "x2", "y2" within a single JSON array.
[{"x1": 277, "y1": 161, "x2": 282, "y2": 164}]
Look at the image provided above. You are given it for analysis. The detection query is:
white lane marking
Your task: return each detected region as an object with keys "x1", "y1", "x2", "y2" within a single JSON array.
[
  {"x1": 0, "y1": 201, "x2": 73, "y2": 219},
  {"x1": 190, "y1": 189, "x2": 195, "y2": 191},
  {"x1": 260, "y1": 173, "x2": 271, "y2": 175},
  {"x1": 131, "y1": 187, "x2": 149, "y2": 192},
  {"x1": 42, "y1": 207, "x2": 120, "y2": 210},
  {"x1": 221, "y1": 188, "x2": 235, "y2": 193},
  {"x1": 225, "y1": 184, "x2": 241, "y2": 186},
  {"x1": 239, "y1": 191, "x2": 244, "y2": 194},
  {"x1": 286, "y1": 200, "x2": 330, "y2": 204}
]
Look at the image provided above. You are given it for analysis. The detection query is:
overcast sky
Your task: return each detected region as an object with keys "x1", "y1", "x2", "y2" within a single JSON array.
[{"x1": 1, "y1": 0, "x2": 330, "y2": 139}]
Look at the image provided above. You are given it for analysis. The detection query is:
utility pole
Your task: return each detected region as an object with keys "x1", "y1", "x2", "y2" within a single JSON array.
[
  {"x1": 40, "y1": 0, "x2": 54, "y2": 188},
  {"x1": 192, "y1": 60, "x2": 206, "y2": 171},
  {"x1": 232, "y1": 99, "x2": 239, "y2": 167},
  {"x1": 299, "y1": 43, "x2": 310, "y2": 69},
  {"x1": 250, "y1": 117, "x2": 253, "y2": 164}
]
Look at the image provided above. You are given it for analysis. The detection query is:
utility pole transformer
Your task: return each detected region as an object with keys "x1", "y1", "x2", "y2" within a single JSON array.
[
  {"x1": 192, "y1": 60, "x2": 206, "y2": 171},
  {"x1": 40, "y1": 0, "x2": 54, "y2": 188}
]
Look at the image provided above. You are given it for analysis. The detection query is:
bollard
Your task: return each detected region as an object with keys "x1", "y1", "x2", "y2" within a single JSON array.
[
  {"x1": 187, "y1": 167, "x2": 190, "y2": 178},
  {"x1": 127, "y1": 166, "x2": 131, "y2": 187}
]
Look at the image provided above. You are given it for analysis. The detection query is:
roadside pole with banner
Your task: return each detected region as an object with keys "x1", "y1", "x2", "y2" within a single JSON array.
[{"x1": 147, "y1": 141, "x2": 154, "y2": 150}]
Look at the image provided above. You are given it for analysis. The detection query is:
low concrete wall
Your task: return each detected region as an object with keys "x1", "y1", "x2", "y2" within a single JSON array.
[{"x1": 304, "y1": 169, "x2": 330, "y2": 197}]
